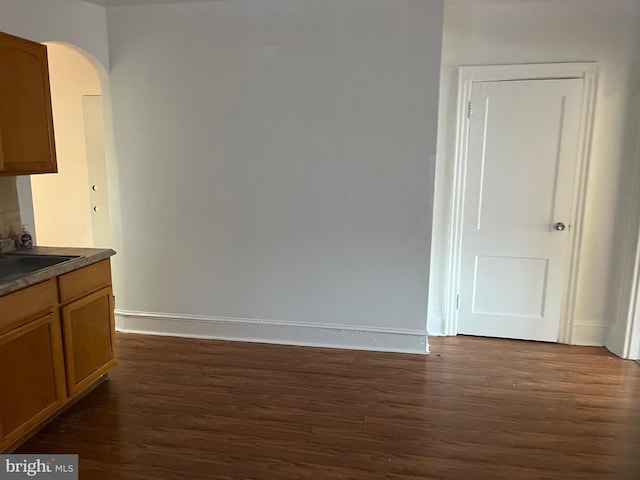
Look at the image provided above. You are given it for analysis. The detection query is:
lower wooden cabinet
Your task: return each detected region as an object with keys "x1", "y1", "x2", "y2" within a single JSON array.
[
  {"x1": 0, "y1": 258, "x2": 116, "y2": 452},
  {"x1": 61, "y1": 287, "x2": 116, "y2": 396},
  {"x1": 0, "y1": 312, "x2": 67, "y2": 448}
]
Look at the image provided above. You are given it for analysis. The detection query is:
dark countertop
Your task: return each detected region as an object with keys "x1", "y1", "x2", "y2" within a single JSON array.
[{"x1": 0, "y1": 246, "x2": 116, "y2": 297}]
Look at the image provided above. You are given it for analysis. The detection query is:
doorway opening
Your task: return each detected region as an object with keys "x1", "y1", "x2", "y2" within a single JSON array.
[{"x1": 26, "y1": 42, "x2": 111, "y2": 248}]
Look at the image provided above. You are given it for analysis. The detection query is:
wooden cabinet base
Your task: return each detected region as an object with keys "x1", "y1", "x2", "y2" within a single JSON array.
[
  {"x1": 0, "y1": 259, "x2": 116, "y2": 452},
  {"x1": 61, "y1": 288, "x2": 116, "y2": 397},
  {"x1": 3, "y1": 375, "x2": 110, "y2": 453},
  {"x1": 0, "y1": 313, "x2": 66, "y2": 448}
]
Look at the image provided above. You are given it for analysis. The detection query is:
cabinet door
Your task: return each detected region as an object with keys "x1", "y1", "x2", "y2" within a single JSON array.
[
  {"x1": 61, "y1": 287, "x2": 116, "y2": 397},
  {"x1": 0, "y1": 313, "x2": 66, "y2": 450},
  {"x1": 0, "y1": 32, "x2": 57, "y2": 175}
]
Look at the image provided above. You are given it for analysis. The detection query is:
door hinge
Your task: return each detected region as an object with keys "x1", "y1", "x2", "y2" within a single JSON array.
[
  {"x1": 456, "y1": 294, "x2": 460, "y2": 310},
  {"x1": 467, "y1": 101, "x2": 472, "y2": 119}
]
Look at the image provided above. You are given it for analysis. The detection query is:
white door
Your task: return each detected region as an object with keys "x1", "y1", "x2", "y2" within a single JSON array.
[
  {"x1": 457, "y1": 79, "x2": 583, "y2": 341},
  {"x1": 83, "y1": 95, "x2": 112, "y2": 248}
]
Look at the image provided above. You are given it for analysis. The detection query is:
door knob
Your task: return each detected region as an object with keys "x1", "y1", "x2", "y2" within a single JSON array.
[{"x1": 554, "y1": 222, "x2": 567, "y2": 231}]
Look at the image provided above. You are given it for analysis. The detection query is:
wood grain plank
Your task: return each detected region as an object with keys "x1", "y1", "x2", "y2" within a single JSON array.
[{"x1": 16, "y1": 334, "x2": 640, "y2": 480}]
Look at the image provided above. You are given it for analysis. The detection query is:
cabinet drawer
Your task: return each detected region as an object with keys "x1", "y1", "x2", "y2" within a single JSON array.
[
  {"x1": 58, "y1": 259, "x2": 111, "y2": 304},
  {"x1": 0, "y1": 280, "x2": 57, "y2": 334}
]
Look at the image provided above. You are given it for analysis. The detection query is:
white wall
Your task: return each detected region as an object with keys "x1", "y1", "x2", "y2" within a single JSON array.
[
  {"x1": 0, "y1": 0, "x2": 109, "y2": 70},
  {"x1": 31, "y1": 44, "x2": 101, "y2": 248},
  {"x1": 429, "y1": 0, "x2": 640, "y2": 346},
  {"x1": 107, "y1": 0, "x2": 443, "y2": 352}
]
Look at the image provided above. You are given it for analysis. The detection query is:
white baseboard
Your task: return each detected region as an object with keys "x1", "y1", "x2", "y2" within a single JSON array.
[
  {"x1": 115, "y1": 310, "x2": 429, "y2": 354},
  {"x1": 427, "y1": 311, "x2": 447, "y2": 336},
  {"x1": 571, "y1": 325, "x2": 609, "y2": 346},
  {"x1": 425, "y1": 312, "x2": 609, "y2": 347}
]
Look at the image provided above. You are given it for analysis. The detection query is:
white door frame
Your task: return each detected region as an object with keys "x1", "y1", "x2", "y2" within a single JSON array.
[
  {"x1": 623, "y1": 253, "x2": 640, "y2": 358},
  {"x1": 631, "y1": 308, "x2": 640, "y2": 360},
  {"x1": 445, "y1": 63, "x2": 598, "y2": 342},
  {"x1": 615, "y1": 129, "x2": 640, "y2": 359}
]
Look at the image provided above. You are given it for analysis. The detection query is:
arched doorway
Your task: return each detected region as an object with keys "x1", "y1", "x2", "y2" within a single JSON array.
[{"x1": 26, "y1": 42, "x2": 112, "y2": 248}]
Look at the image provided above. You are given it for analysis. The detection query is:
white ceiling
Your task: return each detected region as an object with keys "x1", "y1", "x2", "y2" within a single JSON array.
[
  {"x1": 80, "y1": 0, "x2": 602, "y2": 6},
  {"x1": 80, "y1": 0, "x2": 220, "y2": 6}
]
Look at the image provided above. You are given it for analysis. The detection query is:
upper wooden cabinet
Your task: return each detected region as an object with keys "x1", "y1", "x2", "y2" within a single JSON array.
[{"x1": 0, "y1": 31, "x2": 57, "y2": 176}]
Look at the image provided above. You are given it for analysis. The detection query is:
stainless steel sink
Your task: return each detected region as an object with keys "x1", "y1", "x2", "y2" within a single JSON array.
[{"x1": 0, "y1": 254, "x2": 79, "y2": 282}]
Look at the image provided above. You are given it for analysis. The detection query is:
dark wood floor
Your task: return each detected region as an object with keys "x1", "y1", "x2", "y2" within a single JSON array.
[{"x1": 18, "y1": 334, "x2": 640, "y2": 480}]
